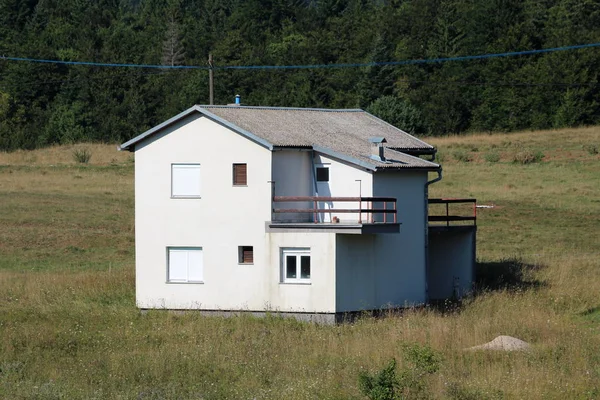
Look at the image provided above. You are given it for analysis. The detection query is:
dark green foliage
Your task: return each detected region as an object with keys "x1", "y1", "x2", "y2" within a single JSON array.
[
  {"x1": 358, "y1": 344, "x2": 442, "y2": 400},
  {"x1": 1, "y1": 0, "x2": 600, "y2": 150},
  {"x1": 358, "y1": 359, "x2": 399, "y2": 400},
  {"x1": 367, "y1": 96, "x2": 426, "y2": 134}
]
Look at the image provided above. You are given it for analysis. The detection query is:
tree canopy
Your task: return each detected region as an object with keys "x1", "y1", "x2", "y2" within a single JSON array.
[{"x1": 1, "y1": 0, "x2": 599, "y2": 150}]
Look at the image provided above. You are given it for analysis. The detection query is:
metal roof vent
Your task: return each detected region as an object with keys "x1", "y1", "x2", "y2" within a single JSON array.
[{"x1": 369, "y1": 137, "x2": 387, "y2": 162}]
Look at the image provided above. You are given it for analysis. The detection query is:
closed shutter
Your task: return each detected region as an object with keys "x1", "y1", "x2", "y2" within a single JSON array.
[
  {"x1": 239, "y1": 246, "x2": 253, "y2": 264},
  {"x1": 172, "y1": 164, "x2": 201, "y2": 197},
  {"x1": 233, "y1": 163, "x2": 247, "y2": 186},
  {"x1": 243, "y1": 246, "x2": 253, "y2": 264}
]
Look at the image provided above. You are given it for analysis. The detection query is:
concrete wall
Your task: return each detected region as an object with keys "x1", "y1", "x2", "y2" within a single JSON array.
[
  {"x1": 135, "y1": 115, "x2": 337, "y2": 313},
  {"x1": 265, "y1": 232, "x2": 336, "y2": 313},
  {"x1": 135, "y1": 114, "x2": 274, "y2": 310},
  {"x1": 314, "y1": 153, "x2": 373, "y2": 223},
  {"x1": 335, "y1": 170, "x2": 429, "y2": 312},
  {"x1": 272, "y1": 150, "x2": 313, "y2": 222},
  {"x1": 428, "y1": 229, "x2": 476, "y2": 300}
]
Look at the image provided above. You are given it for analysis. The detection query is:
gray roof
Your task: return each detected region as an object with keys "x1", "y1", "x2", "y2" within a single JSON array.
[{"x1": 120, "y1": 105, "x2": 439, "y2": 171}]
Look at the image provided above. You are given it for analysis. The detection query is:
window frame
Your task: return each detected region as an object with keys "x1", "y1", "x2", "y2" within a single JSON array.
[
  {"x1": 166, "y1": 247, "x2": 204, "y2": 284},
  {"x1": 171, "y1": 163, "x2": 202, "y2": 199},
  {"x1": 280, "y1": 248, "x2": 311, "y2": 284},
  {"x1": 232, "y1": 163, "x2": 247, "y2": 186},
  {"x1": 238, "y1": 246, "x2": 254, "y2": 265},
  {"x1": 316, "y1": 166, "x2": 329, "y2": 182}
]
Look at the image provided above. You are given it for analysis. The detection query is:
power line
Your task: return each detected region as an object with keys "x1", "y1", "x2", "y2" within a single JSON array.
[{"x1": 1, "y1": 42, "x2": 600, "y2": 71}]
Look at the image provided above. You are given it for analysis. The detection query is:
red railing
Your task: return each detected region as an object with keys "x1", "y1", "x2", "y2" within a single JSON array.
[
  {"x1": 428, "y1": 198, "x2": 477, "y2": 226},
  {"x1": 272, "y1": 196, "x2": 397, "y2": 224}
]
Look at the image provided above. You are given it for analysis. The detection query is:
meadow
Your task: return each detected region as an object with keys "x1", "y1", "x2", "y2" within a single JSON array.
[{"x1": 0, "y1": 130, "x2": 599, "y2": 399}]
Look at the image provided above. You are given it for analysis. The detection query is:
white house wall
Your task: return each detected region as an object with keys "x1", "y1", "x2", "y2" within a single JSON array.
[
  {"x1": 135, "y1": 115, "x2": 338, "y2": 313},
  {"x1": 135, "y1": 113, "x2": 275, "y2": 310},
  {"x1": 271, "y1": 150, "x2": 313, "y2": 222},
  {"x1": 313, "y1": 153, "x2": 373, "y2": 223}
]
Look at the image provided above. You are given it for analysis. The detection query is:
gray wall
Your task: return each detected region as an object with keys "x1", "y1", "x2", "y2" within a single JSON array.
[
  {"x1": 428, "y1": 229, "x2": 476, "y2": 300},
  {"x1": 335, "y1": 170, "x2": 429, "y2": 312}
]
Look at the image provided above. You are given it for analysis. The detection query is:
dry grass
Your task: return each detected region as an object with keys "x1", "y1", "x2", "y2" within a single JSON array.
[
  {"x1": 1, "y1": 130, "x2": 600, "y2": 399},
  {"x1": 0, "y1": 142, "x2": 132, "y2": 166}
]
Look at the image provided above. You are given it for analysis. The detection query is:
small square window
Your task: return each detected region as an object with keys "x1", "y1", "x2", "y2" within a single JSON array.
[
  {"x1": 238, "y1": 246, "x2": 253, "y2": 264},
  {"x1": 281, "y1": 248, "x2": 311, "y2": 283},
  {"x1": 316, "y1": 167, "x2": 329, "y2": 182},
  {"x1": 233, "y1": 163, "x2": 247, "y2": 186}
]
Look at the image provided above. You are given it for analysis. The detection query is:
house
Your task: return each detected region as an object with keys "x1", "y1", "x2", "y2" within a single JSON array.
[{"x1": 119, "y1": 104, "x2": 476, "y2": 323}]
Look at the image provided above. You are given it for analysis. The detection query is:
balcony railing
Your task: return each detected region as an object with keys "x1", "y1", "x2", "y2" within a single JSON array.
[
  {"x1": 428, "y1": 198, "x2": 477, "y2": 226},
  {"x1": 272, "y1": 196, "x2": 397, "y2": 224}
]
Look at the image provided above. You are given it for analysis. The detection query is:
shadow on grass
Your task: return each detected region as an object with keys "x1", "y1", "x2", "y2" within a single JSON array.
[
  {"x1": 428, "y1": 258, "x2": 547, "y2": 314},
  {"x1": 475, "y1": 257, "x2": 547, "y2": 292}
]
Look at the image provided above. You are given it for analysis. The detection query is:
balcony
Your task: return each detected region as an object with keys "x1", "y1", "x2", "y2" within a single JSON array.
[
  {"x1": 268, "y1": 196, "x2": 400, "y2": 234},
  {"x1": 428, "y1": 198, "x2": 477, "y2": 233}
]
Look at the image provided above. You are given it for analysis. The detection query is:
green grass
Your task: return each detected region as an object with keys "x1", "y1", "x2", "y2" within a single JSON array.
[{"x1": 1, "y1": 127, "x2": 600, "y2": 399}]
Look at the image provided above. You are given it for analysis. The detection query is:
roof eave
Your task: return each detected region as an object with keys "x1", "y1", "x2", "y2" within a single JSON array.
[
  {"x1": 313, "y1": 145, "x2": 377, "y2": 171},
  {"x1": 118, "y1": 105, "x2": 274, "y2": 152}
]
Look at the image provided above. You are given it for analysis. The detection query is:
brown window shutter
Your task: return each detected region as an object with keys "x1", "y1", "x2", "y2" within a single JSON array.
[
  {"x1": 233, "y1": 164, "x2": 247, "y2": 185},
  {"x1": 243, "y1": 246, "x2": 253, "y2": 264}
]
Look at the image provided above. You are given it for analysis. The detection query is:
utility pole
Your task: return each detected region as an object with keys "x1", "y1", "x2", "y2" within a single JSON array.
[{"x1": 208, "y1": 53, "x2": 214, "y2": 105}]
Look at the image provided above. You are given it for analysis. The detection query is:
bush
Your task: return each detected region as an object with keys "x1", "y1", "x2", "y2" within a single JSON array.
[
  {"x1": 358, "y1": 345, "x2": 442, "y2": 400},
  {"x1": 484, "y1": 151, "x2": 500, "y2": 163},
  {"x1": 512, "y1": 149, "x2": 543, "y2": 164},
  {"x1": 72, "y1": 148, "x2": 92, "y2": 164},
  {"x1": 358, "y1": 359, "x2": 399, "y2": 400},
  {"x1": 583, "y1": 144, "x2": 599, "y2": 155},
  {"x1": 452, "y1": 149, "x2": 472, "y2": 163}
]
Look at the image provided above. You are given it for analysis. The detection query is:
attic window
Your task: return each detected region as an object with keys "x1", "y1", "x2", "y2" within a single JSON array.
[
  {"x1": 316, "y1": 167, "x2": 329, "y2": 182},
  {"x1": 238, "y1": 246, "x2": 254, "y2": 264},
  {"x1": 233, "y1": 163, "x2": 247, "y2": 186}
]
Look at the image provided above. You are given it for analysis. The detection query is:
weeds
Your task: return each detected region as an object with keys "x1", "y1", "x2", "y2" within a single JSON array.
[
  {"x1": 72, "y1": 147, "x2": 92, "y2": 164},
  {"x1": 512, "y1": 148, "x2": 544, "y2": 164},
  {"x1": 452, "y1": 149, "x2": 472, "y2": 162},
  {"x1": 484, "y1": 151, "x2": 500, "y2": 163},
  {"x1": 583, "y1": 144, "x2": 598, "y2": 155}
]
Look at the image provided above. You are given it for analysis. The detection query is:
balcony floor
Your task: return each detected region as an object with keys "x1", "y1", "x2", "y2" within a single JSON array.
[{"x1": 266, "y1": 221, "x2": 400, "y2": 234}]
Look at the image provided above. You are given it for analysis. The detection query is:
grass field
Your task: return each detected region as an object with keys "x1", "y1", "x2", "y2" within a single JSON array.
[{"x1": 1, "y1": 129, "x2": 599, "y2": 399}]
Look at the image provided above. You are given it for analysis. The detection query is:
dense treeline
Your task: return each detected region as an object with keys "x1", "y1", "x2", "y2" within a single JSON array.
[{"x1": 1, "y1": 0, "x2": 600, "y2": 150}]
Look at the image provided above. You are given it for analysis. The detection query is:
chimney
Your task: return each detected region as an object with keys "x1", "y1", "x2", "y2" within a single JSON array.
[{"x1": 368, "y1": 137, "x2": 387, "y2": 161}]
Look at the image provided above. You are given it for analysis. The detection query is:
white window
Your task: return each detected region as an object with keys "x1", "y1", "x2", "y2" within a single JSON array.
[
  {"x1": 168, "y1": 247, "x2": 203, "y2": 283},
  {"x1": 171, "y1": 164, "x2": 201, "y2": 198},
  {"x1": 281, "y1": 248, "x2": 311, "y2": 284}
]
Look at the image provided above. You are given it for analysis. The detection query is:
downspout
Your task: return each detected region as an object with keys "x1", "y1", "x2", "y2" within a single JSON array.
[{"x1": 424, "y1": 168, "x2": 443, "y2": 303}]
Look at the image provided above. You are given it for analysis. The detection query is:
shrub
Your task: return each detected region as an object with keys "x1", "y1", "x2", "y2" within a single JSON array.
[
  {"x1": 72, "y1": 147, "x2": 92, "y2": 164},
  {"x1": 583, "y1": 144, "x2": 599, "y2": 155},
  {"x1": 452, "y1": 149, "x2": 472, "y2": 163},
  {"x1": 358, "y1": 359, "x2": 399, "y2": 400},
  {"x1": 484, "y1": 151, "x2": 500, "y2": 163},
  {"x1": 358, "y1": 345, "x2": 442, "y2": 400},
  {"x1": 512, "y1": 149, "x2": 543, "y2": 164}
]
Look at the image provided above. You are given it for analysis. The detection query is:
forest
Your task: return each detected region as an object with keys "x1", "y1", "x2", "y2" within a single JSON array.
[{"x1": 1, "y1": 0, "x2": 600, "y2": 150}]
